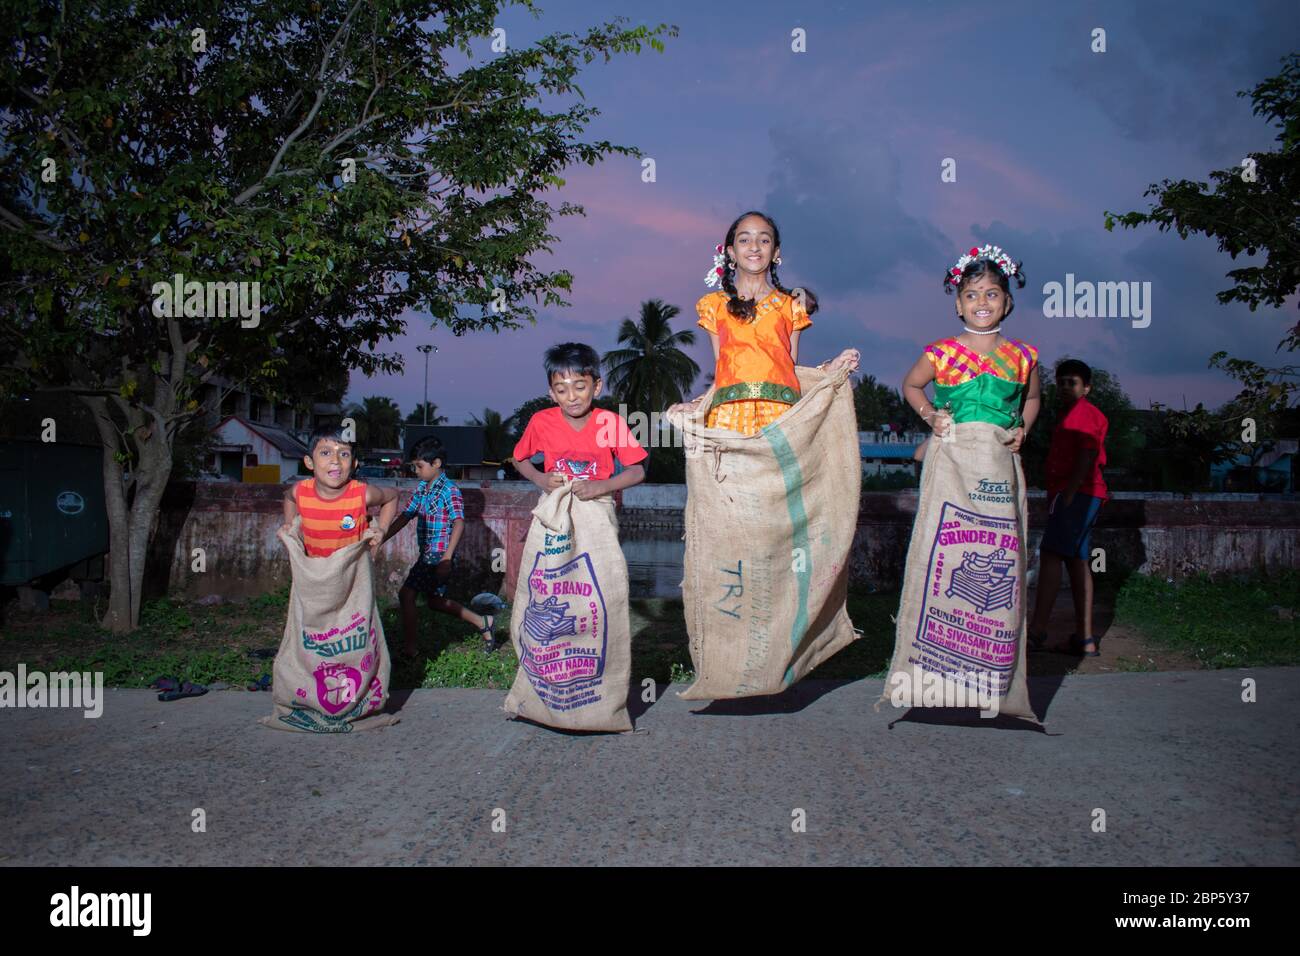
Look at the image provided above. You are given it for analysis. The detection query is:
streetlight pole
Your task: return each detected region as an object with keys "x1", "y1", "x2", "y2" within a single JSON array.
[{"x1": 417, "y1": 344, "x2": 437, "y2": 425}]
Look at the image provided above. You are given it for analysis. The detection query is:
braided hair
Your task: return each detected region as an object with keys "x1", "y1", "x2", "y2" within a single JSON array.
[
  {"x1": 944, "y1": 256, "x2": 1026, "y2": 319},
  {"x1": 720, "y1": 210, "x2": 819, "y2": 323}
]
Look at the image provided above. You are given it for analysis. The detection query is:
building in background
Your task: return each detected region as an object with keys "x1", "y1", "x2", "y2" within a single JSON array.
[
  {"x1": 859, "y1": 430, "x2": 924, "y2": 477},
  {"x1": 1211, "y1": 439, "x2": 1297, "y2": 494},
  {"x1": 402, "y1": 424, "x2": 496, "y2": 481},
  {"x1": 208, "y1": 416, "x2": 309, "y2": 482}
]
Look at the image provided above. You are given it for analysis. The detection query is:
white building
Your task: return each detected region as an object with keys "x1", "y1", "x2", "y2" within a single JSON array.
[{"x1": 208, "y1": 416, "x2": 309, "y2": 482}]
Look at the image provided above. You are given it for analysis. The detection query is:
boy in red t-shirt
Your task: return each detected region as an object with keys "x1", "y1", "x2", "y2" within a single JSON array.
[
  {"x1": 511, "y1": 342, "x2": 648, "y2": 499},
  {"x1": 1029, "y1": 359, "x2": 1109, "y2": 657}
]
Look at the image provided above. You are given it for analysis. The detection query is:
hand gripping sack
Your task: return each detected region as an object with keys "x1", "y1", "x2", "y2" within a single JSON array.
[
  {"x1": 260, "y1": 519, "x2": 398, "y2": 732},
  {"x1": 504, "y1": 484, "x2": 633, "y2": 732},
  {"x1": 882, "y1": 422, "x2": 1036, "y2": 721},
  {"x1": 666, "y1": 365, "x2": 861, "y2": 700}
]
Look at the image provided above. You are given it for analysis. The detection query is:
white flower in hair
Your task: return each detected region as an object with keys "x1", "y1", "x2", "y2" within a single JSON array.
[
  {"x1": 948, "y1": 244, "x2": 1018, "y2": 287},
  {"x1": 704, "y1": 244, "x2": 727, "y2": 288}
]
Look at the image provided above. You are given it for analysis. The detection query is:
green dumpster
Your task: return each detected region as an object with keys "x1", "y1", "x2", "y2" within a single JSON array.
[{"x1": 0, "y1": 441, "x2": 109, "y2": 586}]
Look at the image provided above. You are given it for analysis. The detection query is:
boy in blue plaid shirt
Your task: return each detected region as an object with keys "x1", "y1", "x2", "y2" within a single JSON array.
[{"x1": 381, "y1": 438, "x2": 502, "y2": 657}]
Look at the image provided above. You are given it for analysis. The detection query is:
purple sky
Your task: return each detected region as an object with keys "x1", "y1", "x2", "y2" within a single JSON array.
[{"x1": 348, "y1": 0, "x2": 1300, "y2": 424}]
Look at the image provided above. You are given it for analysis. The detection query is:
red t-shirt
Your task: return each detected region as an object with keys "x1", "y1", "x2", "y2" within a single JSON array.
[
  {"x1": 1046, "y1": 397, "x2": 1109, "y2": 499},
  {"x1": 513, "y1": 407, "x2": 648, "y2": 481}
]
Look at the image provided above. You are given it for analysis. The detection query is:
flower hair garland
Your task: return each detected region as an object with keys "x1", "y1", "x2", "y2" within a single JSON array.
[
  {"x1": 948, "y1": 244, "x2": 1018, "y2": 287},
  {"x1": 704, "y1": 244, "x2": 727, "y2": 288}
]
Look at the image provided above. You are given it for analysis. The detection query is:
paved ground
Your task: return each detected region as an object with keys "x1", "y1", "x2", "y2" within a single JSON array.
[{"x1": 2, "y1": 670, "x2": 1297, "y2": 866}]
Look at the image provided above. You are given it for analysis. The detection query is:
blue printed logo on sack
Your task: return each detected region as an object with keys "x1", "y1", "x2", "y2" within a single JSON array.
[{"x1": 520, "y1": 550, "x2": 608, "y2": 712}]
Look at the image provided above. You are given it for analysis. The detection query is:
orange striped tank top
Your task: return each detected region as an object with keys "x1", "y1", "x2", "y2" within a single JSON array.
[{"x1": 294, "y1": 478, "x2": 368, "y2": 557}]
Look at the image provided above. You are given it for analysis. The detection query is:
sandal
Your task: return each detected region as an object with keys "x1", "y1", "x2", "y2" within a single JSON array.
[
  {"x1": 1069, "y1": 633, "x2": 1102, "y2": 657},
  {"x1": 149, "y1": 675, "x2": 180, "y2": 693},
  {"x1": 476, "y1": 614, "x2": 503, "y2": 655},
  {"x1": 158, "y1": 681, "x2": 208, "y2": 702},
  {"x1": 247, "y1": 673, "x2": 272, "y2": 692}
]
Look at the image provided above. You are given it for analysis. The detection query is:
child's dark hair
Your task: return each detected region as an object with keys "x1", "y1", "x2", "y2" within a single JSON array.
[
  {"x1": 306, "y1": 422, "x2": 352, "y2": 455},
  {"x1": 720, "y1": 210, "x2": 819, "y2": 322},
  {"x1": 1055, "y1": 358, "x2": 1093, "y2": 386},
  {"x1": 944, "y1": 256, "x2": 1027, "y2": 319},
  {"x1": 409, "y1": 437, "x2": 445, "y2": 468},
  {"x1": 544, "y1": 342, "x2": 601, "y2": 385}
]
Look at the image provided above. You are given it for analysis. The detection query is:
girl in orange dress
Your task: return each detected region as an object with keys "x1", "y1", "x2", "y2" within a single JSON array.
[{"x1": 670, "y1": 210, "x2": 859, "y2": 435}]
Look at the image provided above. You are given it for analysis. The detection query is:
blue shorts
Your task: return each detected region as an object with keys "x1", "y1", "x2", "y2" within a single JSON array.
[
  {"x1": 401, "y1": 556, "x2": 454, "y2": 598},
  {"x1": 1040, "y1": 493, "x2": 1104, "y2": 560}
]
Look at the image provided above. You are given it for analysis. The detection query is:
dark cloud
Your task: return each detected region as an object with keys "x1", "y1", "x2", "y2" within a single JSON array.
[
  {"x1": 762, "y1": 122, "x2": 951, "y2": 296},
  {"x1": 1054, "y1": 0, "x2": 1299, "y2": 161},
  {"x1": 969, "y1": 220, "x2": 1287, "y2": 401}
]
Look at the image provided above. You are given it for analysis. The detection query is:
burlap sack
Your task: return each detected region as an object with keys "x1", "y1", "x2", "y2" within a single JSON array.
[
  {"x1": 260, "y1": 519, "x2": 398, "y2": 732},
  {"x1": 881, "y1": 421, "x2": 1036, "y2": 720},
  {"x1": 666, "y1": 365, "x2": 861, "y2": 700},
  {"x1": 504, "y1": 484, "x2": 633, "y2": 732}
]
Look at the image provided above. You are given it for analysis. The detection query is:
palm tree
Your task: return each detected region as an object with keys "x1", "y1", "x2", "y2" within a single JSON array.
[
  {"x1": 345, "y1": 395, "x2": 403, "y2": 450},
  {"x1": 602, "y1": 299, "x2": 700, "y2": 415},
  {"x1": 467, "y1": 407, "x2": 513, "y2": 462},
  {"x1": 405, "y1": 402, "x2": 448, "y2": 426}
]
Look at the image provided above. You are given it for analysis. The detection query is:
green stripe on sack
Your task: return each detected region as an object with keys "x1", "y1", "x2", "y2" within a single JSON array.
[{"x1": 766, "y1": 425, "x2": 810, "y2": 686}]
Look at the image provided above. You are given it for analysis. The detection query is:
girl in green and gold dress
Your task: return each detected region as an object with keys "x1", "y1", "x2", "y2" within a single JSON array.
[{"x1": 903, "y1": 245, "x2": 1041, "y2": 457}]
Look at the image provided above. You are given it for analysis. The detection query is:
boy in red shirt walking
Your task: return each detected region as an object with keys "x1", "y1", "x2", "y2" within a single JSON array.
[
  {"x1": 1029, "y1": 359, "x2": 1109, "y2": 657},
  {"x1": 511, "y1": 342, "x2": 648, "y2": 499}
]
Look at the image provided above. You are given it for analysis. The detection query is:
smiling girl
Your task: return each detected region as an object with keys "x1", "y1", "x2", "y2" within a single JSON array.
[
  {"x1": 903, "y1": 245, "x2": 1041, "y2": 458},
  {"x1": 671, "y1": 210, "x2": 859, "y2": 436}
]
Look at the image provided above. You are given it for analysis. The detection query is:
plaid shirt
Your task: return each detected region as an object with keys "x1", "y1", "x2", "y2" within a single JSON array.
[{"x1": 404, "y1": 474, "x2": 464, "y2": 563}]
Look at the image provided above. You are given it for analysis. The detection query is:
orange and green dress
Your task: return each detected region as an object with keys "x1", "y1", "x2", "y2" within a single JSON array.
[
  {"x1": 924, "y1": 336, "x2": 1039, "y2": 427},
  {"x1": 696, "y1": 289, "x2": 812, "y2": 436}
]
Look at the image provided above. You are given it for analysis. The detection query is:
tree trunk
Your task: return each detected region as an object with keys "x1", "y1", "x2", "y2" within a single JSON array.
[{"x1": 82, "y1": 395, "x2": 175, "y2": 634}]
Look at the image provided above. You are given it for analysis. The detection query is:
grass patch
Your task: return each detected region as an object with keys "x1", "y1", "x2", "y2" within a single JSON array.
[
  {"x1": 2, "y1": 586, "x2": 902, "y2": 689},
  {"x1": 1114, "y1": 571, "x2": 1300, "y2": 668}
]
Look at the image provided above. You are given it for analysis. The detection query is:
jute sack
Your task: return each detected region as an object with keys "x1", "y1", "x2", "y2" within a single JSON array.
[
  {"x1": 880, "y1": 421, "x2": 1035, "y2": 720},
  {"x1": 260, "y1": 518, "x2": 398, "y2": 732},
  {"x1": 504, "y1": 483, "x2": 632, "y2": 732},
  {"x1": 666, "y1": 365, "x2": 861, "y2": 700}
]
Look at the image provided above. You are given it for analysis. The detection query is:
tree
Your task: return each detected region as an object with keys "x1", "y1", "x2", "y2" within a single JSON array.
[
  {"x1": 467, "y1": 407, "x2": 512, "y2": 461},
  {"x1": 853, "y1": 374, "x2": 922, "y2": 433},
  {"x1": 602, "y1": 299, "x2": 700, "y2": 414},
  {"x1": 1104, "y1": 53, "x2": 1300, "y2": 349},
  {"x1": 345, "y1": 395, "x2": 402, "y2": 449},
  {"x1": 405, "y1": 402, "x2": 448, "y2": 426},
  {"x1": 0, "y1": 2, "x2": 675, "y2": 631},
  {"x1": 508, "y1": 395, "x2": 557, "y2": 444}
]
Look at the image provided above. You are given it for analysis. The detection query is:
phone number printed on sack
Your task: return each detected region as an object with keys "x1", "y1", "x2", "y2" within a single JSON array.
[
  {"x1": 520, "y1": 551, "x2": 609, "y2": 711},
  {"x1": 913, "y1": 502, "x2": 1021, "y2": 689}
]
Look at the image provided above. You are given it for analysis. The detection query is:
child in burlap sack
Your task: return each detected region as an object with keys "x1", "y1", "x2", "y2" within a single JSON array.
[
  {"x1": 882, "y1": 245, "x2": 1042, "y2": 720},
  {"x1": 506, "y1": 342, "x2": 648, "y2": 731},
  {"x1": 667, "y1": 210, "x2": 859, "y2": 434},
  {"x1": 662, "y1": 210, "x2": 865, "y2": 699},
  {"x1": 263, "y1": 424, "x2": 400, "y2": 732}
]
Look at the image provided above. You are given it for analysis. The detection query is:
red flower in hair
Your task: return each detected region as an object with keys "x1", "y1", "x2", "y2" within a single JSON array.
[
  {"x1": 969, "y1": 247, "x2": 979, "y2": 256},
  {"x1": 715, "y1": 267, "x2": 723, "y2": 275}
]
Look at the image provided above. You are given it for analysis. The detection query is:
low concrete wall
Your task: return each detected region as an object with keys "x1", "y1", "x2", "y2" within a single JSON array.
[{"x1": 146, "y1": 481, "x2": 1300, "y2": 601}]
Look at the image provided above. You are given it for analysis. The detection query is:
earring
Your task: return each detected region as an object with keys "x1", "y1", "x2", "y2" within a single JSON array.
[{"x1": 774, "y1": 256, "x2": 782, "y2": 266}]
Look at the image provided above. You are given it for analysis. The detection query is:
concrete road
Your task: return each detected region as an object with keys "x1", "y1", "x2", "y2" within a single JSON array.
[{"x1": 2, "y1": 670, "x2": 1297, "y2": 866}]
